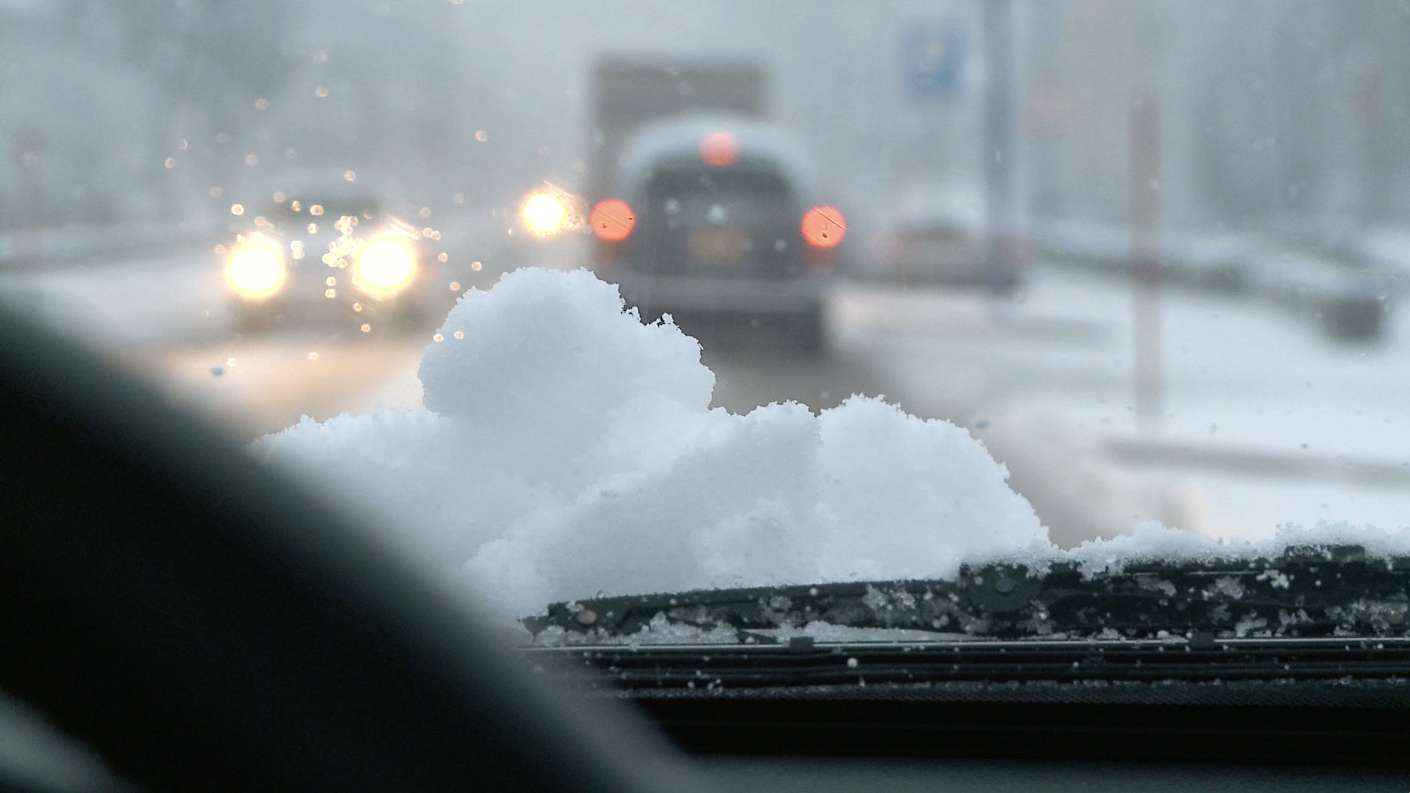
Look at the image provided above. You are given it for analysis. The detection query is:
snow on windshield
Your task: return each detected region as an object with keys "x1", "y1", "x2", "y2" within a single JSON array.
[
  {"x1": 253, "y1": 268, "x2": 1410, "y2": 620},
  {"x1": 253, "y1": 268, "x2": 1048, "y2": 616}
]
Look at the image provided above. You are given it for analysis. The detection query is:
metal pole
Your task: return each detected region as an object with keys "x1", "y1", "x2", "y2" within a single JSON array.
[
  {"x1": 983, "y1": 0, "x2": 1013, "y2": 295},
  {"x1": 1131, "y1": 91, "x2": 1162, "y2": 427}
]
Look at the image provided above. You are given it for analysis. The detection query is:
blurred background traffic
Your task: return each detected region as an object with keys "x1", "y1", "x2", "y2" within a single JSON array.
[{"x1": 2, "y1": 0, "x2": 1408, "y2": 546}]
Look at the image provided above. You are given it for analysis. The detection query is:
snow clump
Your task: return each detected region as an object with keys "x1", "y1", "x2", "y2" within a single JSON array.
[{"x1": 252, "y1": 268, "x2": 1049, "y2": 617}]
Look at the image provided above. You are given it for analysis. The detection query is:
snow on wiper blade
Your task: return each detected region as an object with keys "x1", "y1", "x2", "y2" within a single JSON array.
[{"x1": 522, "y1": 545, "x2": 1410, "y2": 644}]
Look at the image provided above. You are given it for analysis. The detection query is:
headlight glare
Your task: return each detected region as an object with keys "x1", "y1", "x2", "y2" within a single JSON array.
[
  {"x1": 225, "y1": 235, "x2": 288, "y2": 300},
  {"x1": 354, "y1": 235, "x2": 417, "y2": 299}
]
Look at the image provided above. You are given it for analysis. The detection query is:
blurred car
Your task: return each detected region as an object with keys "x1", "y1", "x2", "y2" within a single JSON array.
[
  {"x1": 590, "y1": 116, "x2": 841, "y2": 352},
  {"x1": 222, "y1": 177, "x2": 449, "y2": 335},
  {"x1": 873, "y1": 186, "x2": 1023, "y2": 292}
]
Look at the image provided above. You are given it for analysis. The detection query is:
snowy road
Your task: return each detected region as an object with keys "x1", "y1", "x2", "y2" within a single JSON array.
[{"x1": 4, "y1": 245, "x2": 1407, "y2": 545}]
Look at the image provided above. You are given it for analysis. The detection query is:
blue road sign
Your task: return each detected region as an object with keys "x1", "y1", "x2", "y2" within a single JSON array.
[{"x1": 901, "y1": 19, "x2": 967, "y2": 100}]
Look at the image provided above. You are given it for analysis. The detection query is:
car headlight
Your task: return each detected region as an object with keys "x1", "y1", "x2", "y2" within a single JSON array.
[
  {"x1": 353, "y1": 234, "x2": 417, "y2": 299},
  {"x1": 519, "y1": 190, "x2": 570, "y2": 238},
  {"x1": 225, "y1": 234, "x2": 288, "y2": 301}
]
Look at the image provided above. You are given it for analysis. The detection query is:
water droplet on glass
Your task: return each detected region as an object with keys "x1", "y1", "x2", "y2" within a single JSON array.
[
  {"x1": 470, "y1": 260, "x2": 483, "y2": 272},
  {"x1": 353, "y1": 302, "x2": 363, "y2": 312},
  {"x1": 474, "y1": 129, "x2": 489, "y2": 143},
  {"x1": 453, "y1": 330, "x2": 465, "y2": 340},
  {"x1": 448, "y1": 280, "x2": 461, "y2": 291},
  {"x1": 314, "y1": 85, "x2": 329, "y2": 99},
  {"x1": 437, "y1": 252, "x2": 449, "y2": 263},
  {"x1": 360, "y1": 323, "x2": 372, "y2": 334},
  {"x1": 432, "y1": 333, "x2": 445, "y2": 343},
  {"x1": 307, "y1": 351, "x2": 319, "y2": 361}
]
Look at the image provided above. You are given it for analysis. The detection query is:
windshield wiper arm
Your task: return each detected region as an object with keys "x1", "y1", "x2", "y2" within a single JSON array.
[{"x1": 523, "y1": 544, "x2": 1410, "y2": 643}]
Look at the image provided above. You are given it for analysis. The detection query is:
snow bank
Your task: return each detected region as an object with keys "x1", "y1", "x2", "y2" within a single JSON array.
[{"x1": 252, "y1": 268, "x2": 1048, "y2": 617}]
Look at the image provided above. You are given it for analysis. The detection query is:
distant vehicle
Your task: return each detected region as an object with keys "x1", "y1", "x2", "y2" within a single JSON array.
[
  {"x1": 872, "y1": 186, "x2": 1022, "y2": 292},
  {"x1": 222, "y1": 176, "x2": 448, "y2": 335},
  {"x1": 589, "y1": 116, "x2": 841, "y2": 352},
  {"x1": 586, "y1": 58, "x2": 837, "y2": 351},
  {"x1": 493, "y1": 58, "x2": 775, "y2": 275}
]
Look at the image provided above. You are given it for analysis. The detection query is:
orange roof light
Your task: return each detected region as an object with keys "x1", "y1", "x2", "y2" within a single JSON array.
[
  {"x1": 589, "y1": 199, "x2": 636, "y2": 242},
  {"x1": 801, "y1": 205, "x2": 846, "y2": 248},
  {"x1": 698, "y1": 131, "x2": 739, "y2": 168}
]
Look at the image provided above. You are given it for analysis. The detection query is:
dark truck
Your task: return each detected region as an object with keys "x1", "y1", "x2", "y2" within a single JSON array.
[
  {"x1": 587, "y1": 57, "x2": 767, "y2": 207},
  {"x1": 587, "y1": 58, "x2": 839, "y2": 352}
]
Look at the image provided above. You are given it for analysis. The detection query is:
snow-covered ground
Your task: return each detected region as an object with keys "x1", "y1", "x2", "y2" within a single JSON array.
[
  {"x1": 0, "y1": 244, "x2": 235, "y2": 347},
  {"x1": 838, "y1": 266, "x2": 1410, "y2": 540}
]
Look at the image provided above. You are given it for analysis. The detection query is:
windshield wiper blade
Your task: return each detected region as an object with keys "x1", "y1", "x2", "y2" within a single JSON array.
[
  {"x1": 523, "y1": 544, "x2": 1410, "y2": 643},
  {"x1": 520, "y1": 636, "x2": 1410, "y2": 691}
]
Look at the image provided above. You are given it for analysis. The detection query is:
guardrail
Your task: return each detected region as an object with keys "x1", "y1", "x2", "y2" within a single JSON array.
[
  {"x1": 0, "y1": 220, "x2": 222, "y2": 271},
  {"x1": 1029, "y1": 221, "x2": 1398, "y2": 343}
]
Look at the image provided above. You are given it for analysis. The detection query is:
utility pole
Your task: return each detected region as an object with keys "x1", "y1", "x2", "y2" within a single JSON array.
[
  {"x1": 1130, "y1": 91, "x2": 1162, "y2": 427},
  {"x1": 983, "y1": 0, "x2": 1014, "y2": 296}
]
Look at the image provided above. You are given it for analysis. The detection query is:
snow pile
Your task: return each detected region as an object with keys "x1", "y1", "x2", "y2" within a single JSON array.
[
  {"x1": 254, "y1": 268, "x2": 1410, "y2": 624},
  {"x1": 253, "y1": 268, "x2": 1049, "y2": 617}
]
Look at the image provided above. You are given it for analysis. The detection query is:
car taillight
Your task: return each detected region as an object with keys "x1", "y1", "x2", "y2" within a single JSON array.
[
  {"x1": 590, "y1": 199, "x2": 636, "y2": 242},
  {"x1": 698, "y1": 131, "x2": 740, "y2": 168},
  {"x1": 801, "y1": 205, "x2": 846, "y2": 249}
]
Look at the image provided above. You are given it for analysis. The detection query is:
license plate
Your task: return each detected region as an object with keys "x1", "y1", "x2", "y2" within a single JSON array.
[{"x1": 687, "y1": 227, "x2": 749, "y2": 265}]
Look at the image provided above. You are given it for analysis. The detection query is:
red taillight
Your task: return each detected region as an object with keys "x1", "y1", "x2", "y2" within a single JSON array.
[
  {"x1": 698, "y1": 131, "x2": 739, "y2": 168},
  {"x1": 589, "y1": 199, "x2": 636, "y2": 242},
  {"x1": 801, "y1": 205, "x2": 846, "y2": 249}
]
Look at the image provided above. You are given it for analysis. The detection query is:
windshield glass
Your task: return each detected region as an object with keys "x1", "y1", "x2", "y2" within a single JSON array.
[{"x1": 4, "y1": 0, "x2": 1409, "y2": 643}]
